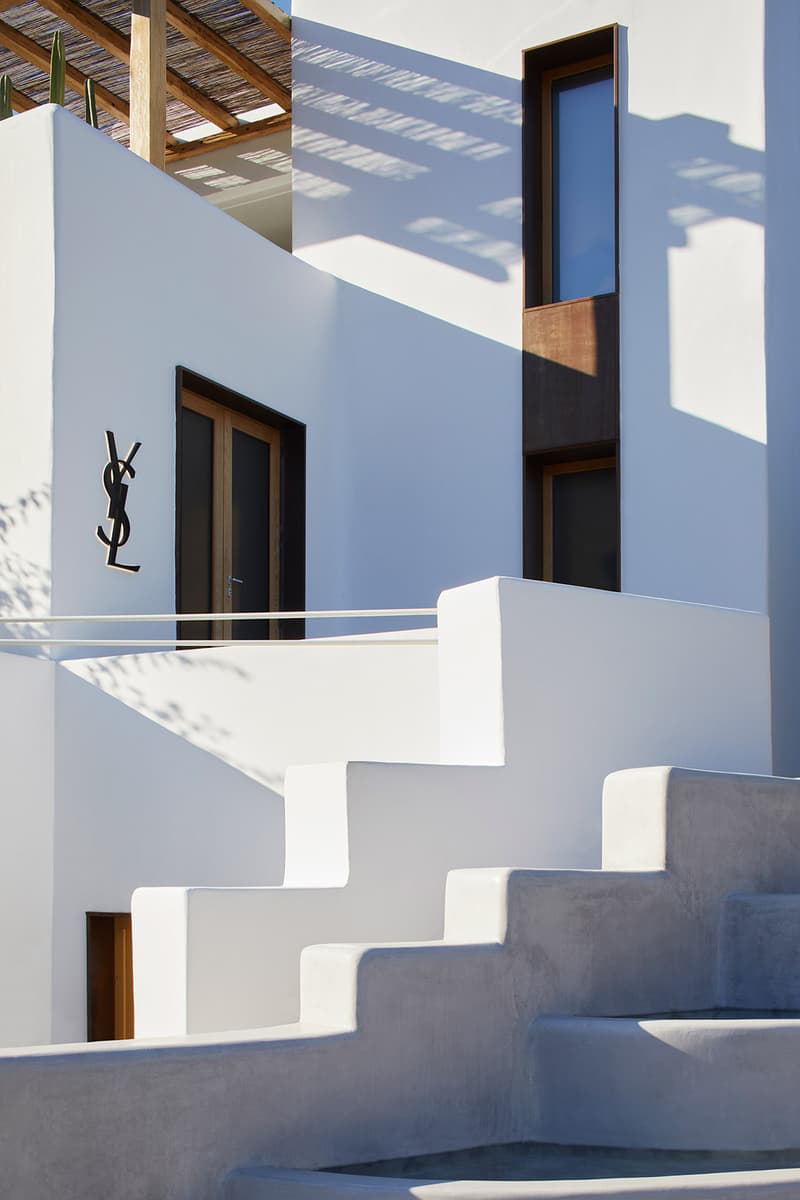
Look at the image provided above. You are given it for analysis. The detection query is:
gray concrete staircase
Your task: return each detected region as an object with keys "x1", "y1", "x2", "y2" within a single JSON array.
[
  {"x1": 722, "y1": 893, "x2": 800, "y2": 1009},
  {"x1": 6, "y1": 767, "x2": 800, "y2": 1200},
  {"x1": 224, "y1": 1163, "x2": 800, "y2": 1199},
  {"x1": 525, "y1": 887, "x2": 800, "y2": 1151},
  {"x1": 529, "y1": 1014, "x2": 800, "y2": 1151}
]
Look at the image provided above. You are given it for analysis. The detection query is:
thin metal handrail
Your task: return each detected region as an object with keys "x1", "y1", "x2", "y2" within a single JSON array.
[
  {"x1": 0, "y1": 607, "x2": 438, "y2": 648},
  {"x1": 0, "y1": 638, "x2": 438, "y2": 648},
  {"x1": 0, "y1": 608, "x2": 437, "y2": 624}
]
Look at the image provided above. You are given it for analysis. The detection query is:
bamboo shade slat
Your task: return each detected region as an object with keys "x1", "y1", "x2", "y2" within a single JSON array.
[{"x1": 0, "y1": 0, "x2": 290, "y2": 144}]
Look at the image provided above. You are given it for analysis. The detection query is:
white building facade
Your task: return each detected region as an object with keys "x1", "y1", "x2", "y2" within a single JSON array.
[{"x1": 0, "y1": 0, "x2": 796, "y2": 1150}]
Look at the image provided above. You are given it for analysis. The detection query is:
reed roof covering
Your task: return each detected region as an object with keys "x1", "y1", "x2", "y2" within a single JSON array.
[{"x1": 0, "y1": 0, "x2": 291, "y2": 157}]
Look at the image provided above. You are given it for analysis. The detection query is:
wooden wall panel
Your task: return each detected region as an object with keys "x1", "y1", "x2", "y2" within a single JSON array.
[{"x1": 523, "y1": 292, "x2": 619, "y2": 454}]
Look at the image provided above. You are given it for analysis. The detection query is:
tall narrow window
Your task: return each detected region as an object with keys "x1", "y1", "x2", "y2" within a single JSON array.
[
  {"x1": 525, "y1": 27, "x2": 618, "y2": 307},
  {"x1": 522, "y1": 27, "x2": 620, "y2": 592}
]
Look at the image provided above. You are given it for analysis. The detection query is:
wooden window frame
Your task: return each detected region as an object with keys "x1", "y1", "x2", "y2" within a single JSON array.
[
  {"x1": 181, "y1": 389, "x2": 281, "y2": 641},
  {"x1": 540, "y1": 53, "x2": 614, "y2": 305},
  {"x1": 542, "y1": 456, "x2": 616, "y2": 582},
  {"x1": 523, "y1": 25, "x2": 618, "y2": 310}
]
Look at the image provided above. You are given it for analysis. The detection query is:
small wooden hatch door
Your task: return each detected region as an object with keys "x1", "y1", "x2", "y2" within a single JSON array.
[{"x1": 86, "y1": 912, "x2": 134, "y2": 1041}]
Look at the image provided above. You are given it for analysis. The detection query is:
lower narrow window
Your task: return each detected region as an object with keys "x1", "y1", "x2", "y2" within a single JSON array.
[{"x1": 543, "y1": 458, "x2": 617, "y2": 590}]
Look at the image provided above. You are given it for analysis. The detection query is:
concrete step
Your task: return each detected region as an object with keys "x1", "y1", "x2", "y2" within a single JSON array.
[
  {"x1": 722, "y1": 894, "x2": 800, "y2": 1009},
  {"x1": 529, "y1": 1015, "x2": 800, "y2": 1151},
  {"x1": 225, "y1": 1162, "x2": 800, "y2": 1198}
]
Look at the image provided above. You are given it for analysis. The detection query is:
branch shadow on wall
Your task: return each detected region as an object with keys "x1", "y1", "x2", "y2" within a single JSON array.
[
  {"x1": 0, "y1": 485, "x2": 52, "y2": 647},
  {"x1": 56, "y1": 666, "x2": 286, "y2": 886}
]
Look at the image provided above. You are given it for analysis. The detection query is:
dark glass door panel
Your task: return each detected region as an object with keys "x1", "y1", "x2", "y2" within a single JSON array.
[
  {"x1": 552, "y1": 465, "x2": 617, "y2": 590},
  {"x1": 179, "y1": 407, "x2": 214, "y2": 641},
  {"x1": 231, "y1": 428, "x2": 270, "y2": 640}
]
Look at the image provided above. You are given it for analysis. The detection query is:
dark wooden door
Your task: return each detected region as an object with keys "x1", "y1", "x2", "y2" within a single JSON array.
[{"x1": 178, "y1": 391, "x2": 280, "y2": 640}]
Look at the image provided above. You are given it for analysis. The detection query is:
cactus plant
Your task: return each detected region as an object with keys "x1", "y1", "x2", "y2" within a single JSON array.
[
  {"x1": 0, "y1": 75, "x2": 11, "y2": 121},
  {"x1": 84, "y1": 77, "x2": 98, "y2": 128},
  {"x1": 0, "y1": 42, "x2": 100, "y2": 128},
  {"x1": 49, "y1": 30, "x2": 65, "y2": 106}
]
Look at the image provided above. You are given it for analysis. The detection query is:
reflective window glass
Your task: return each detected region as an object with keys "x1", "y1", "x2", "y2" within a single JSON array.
[
  {"x1": 551, "y1": 464, "x2": 617, "y2": 590},
  {"x1": 552, "y1": 68, "x2": 615, "y2": 301}
]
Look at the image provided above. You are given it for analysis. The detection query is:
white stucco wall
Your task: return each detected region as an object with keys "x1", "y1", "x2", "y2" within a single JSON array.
[
  {"x1": 50, "y1": 663, "x2": 287, "y2": 1043},
  {"x1": 133, "y1": 577, "x2": 772, "y2": 1036},
  {"x1": 0, "y1": 619, "x2": 437, "y2": 1045},
  {"x1": 764, "y1": 0, "x2": 800, "y2": 776},
  {"x1": 63, "y1": 634, "x2": 439, "y2": 794},
  {"x1": 40, "y1": 631, "x2": 437, "y2": 1043},
  {"x1": 0, "y1": 654, "x2": 55, "y2": 1046},
  {"x1": 166, "y1": 128, "x2": 293, "y2": 250},
  {"x1": 0, "y1": 111, "x2": 55, "y2": 635},
  {"x1": 0, "y1": 7, "x2": 782, "y2": 725},
  {"x1": 292, "y1": 0, "x2": 768, "y2": 618},
  {"x1": 3, "y1": 100, "x2": 521, "y2": 644},
  {"x1": 0, "y1": 2, "x2": 787, "y2": 1051}
]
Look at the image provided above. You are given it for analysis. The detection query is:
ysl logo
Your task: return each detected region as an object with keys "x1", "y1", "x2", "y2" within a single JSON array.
[{"x1": 96, "y1": 430, "x2": 141, "y2": 572}]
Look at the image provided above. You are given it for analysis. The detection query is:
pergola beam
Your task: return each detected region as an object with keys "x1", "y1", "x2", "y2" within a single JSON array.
[
  {"x1": 0, "y1": 16, "x2": 129, "y2": 123},
  {"x1": 165, "y1": 0, "x2": 290, "y2": 111},
  {"x1": 10, "y1": 84, "x2": 38, "y2": 111},
  {"x1": 235, "y1": 0, "x2": 290, "y2": 44},
  {"x1": 164, "y1": 109, "x2": 290, "y2": 161},
  {"x1": 130, "y1": 0, "x2": 165, "y2": 167},
  {"x1": 34, "y1": 0, "x2": 238, "y2": 130}
]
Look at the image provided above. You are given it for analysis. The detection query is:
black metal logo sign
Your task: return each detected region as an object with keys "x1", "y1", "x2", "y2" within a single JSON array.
[{"x1": 96, "y1": 430, "x2": 141, "y2": 573}]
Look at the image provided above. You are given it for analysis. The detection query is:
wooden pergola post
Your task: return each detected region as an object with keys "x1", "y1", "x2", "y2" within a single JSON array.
[{"x1": 130, "y1": 0, "x2": 165, "y2": 168}]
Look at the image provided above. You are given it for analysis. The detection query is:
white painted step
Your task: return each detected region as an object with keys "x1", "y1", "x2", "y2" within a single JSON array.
[
  {"x1": 722, "y1": 894, "x2": 800, "y2": 1009},
  {"x1": 529, "y1": 1016, "x2": 800, "y2": 1151},
  {"x1": 225, "y1": 1163, "x2": 800, "y2": 1198}
]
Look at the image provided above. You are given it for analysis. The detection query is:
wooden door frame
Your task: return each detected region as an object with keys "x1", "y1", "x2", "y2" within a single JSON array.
[
  {"x1": 179, "y1": 390, "x2": 226, "y2": 631},
  {"x1": 180, "y1": 390, "x2": 281, "y2": 639},
  {"x1": 227, "y1": 408, "x2": 282, "y2": 641},
  {"x1": 176, "y1": 368, "x2": 306, "y2": 640},
  {"x1": 176, "y1": 367, "x2": 304, "y2": 638}
]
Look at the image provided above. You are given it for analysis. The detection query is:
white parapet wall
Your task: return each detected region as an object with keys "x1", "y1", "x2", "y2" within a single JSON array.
[
  {"x1": 46, "y1": 630, "x2": 438, "y2": 1045},
  {"x1": 0, "y1": 616, "x2": 439, "y2": 1046},
  {"x1": 62, "y1": 631, "x2": 440, "y2": 795},
  {"x1": 133, "y1": 576, "x2": 773, "y2": 1036}
]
